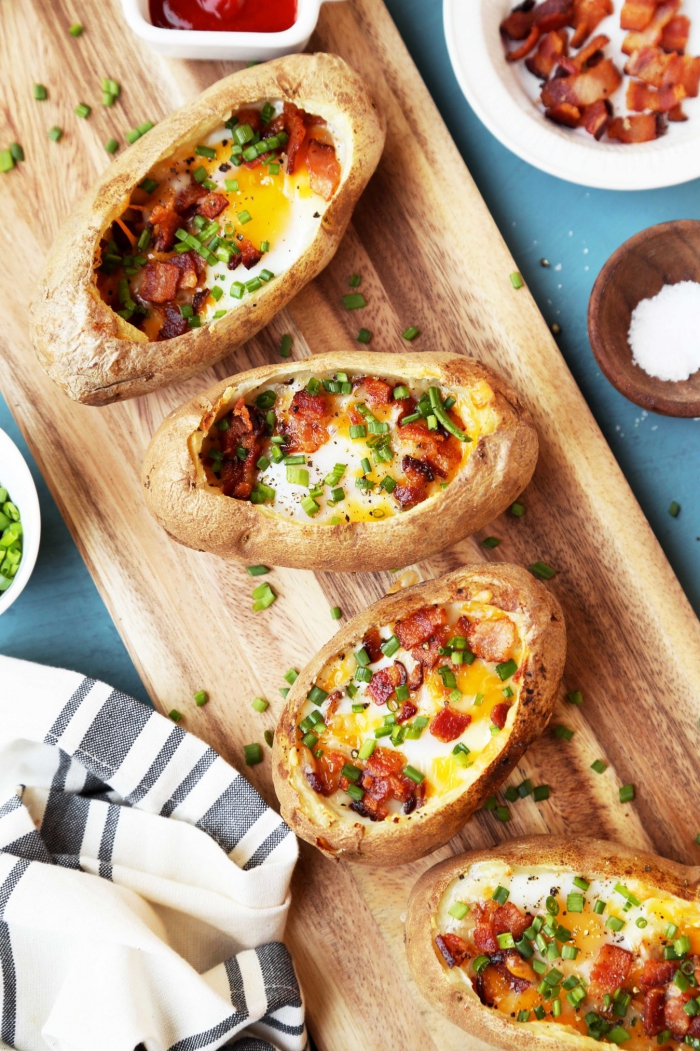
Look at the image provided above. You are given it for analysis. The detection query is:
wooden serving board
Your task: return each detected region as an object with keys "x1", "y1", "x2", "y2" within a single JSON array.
[{"x1": 2, "y1": 1, "x2": 700, "y2": 1048}]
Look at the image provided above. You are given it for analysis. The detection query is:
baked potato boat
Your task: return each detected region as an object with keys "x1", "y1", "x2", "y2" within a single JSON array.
[
  {"x1": 141, "y1": 351, "x2": 539, "y2": 572},
  {"x1": 272, "y1": 565, "x2": 565, "y2": 865},
  {"x1": 406, "y1": 836, "x2": 700, "y2": 1050},
  {"x1": 30, "y1": 53, "x2": 385, "y2": 405}
]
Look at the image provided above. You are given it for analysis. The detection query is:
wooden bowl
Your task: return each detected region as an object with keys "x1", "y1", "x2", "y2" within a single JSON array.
[{"x1": 588, "y1": 220, "x2": 700, "y2": 417}]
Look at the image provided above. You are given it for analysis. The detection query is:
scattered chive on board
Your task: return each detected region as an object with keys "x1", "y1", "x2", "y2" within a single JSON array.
[
  {"x1": 246, "y1": 564, "x2": 269, "y2": 576},
  {"x1": 567, "y1": 689, "x2": 583, "y2": 705},
  {"x1": 69, "y1": 22, "x2": 83, "y2": 36},
  {"x1": 343, "y1": 293, "x2": 366, "y2": 310},
  {"x1": 510, "y1": 271, "x2": 524, "y2": 289},
  {"x1": 510, "y1": 501, "x2": 525, "y2": 517},
  {"x1": 482, "y1": 536, "x2": 500, "y2": 548},
  {"x1": 33, "y1": 84, "x2": 47, "y2": 100},
  {"x1": 619, "y1": 783, "x2": 635, "y2": 803},
  {"x1": 48, "y1": 126, "x2": 63, "y2": 142},
  {"x1": 168, "y1": 709, "x2": 183, "y2": 723},
  {"x1": 591, "y1": 759, "x2": 607, "y2": 774},
  {"x1": 330, "y1": 606, "x2": 342, "y2": 620},
  {"x1": 243, "y1": 743, "x2": 263, "y2": 766},
  {"x1": 669, "y1": 501, "x2": 681, "y2": 517},
  {"x1": 357, "y1": 328, "x2": 372, "y2": 344},
  {"x1": 280, "y1": 334, "x2": 292, "y2": 358},
  {"x1": 529, "y1": 561, "x2": 556, "y2": 580},
  {"x1": 104, "y1": 138, "x2": 119, "y2": 154},
  {"x1": 251, "y1": 697, "x2": 269, "y2": 713}
]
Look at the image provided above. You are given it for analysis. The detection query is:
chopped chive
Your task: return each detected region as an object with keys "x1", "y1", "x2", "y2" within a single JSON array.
[
  {"x1": 280, "y1": 334, "x2": 293, "y2": 358},
  {"x1": 510, "y1": 501, "x2": 525, "y2": 517},
  {"x1": 529, "y1": 561, "x2": 557, "y2": 580},
  {"x1": 496, "y1": 658, "x2": 517, "y2": 681},
  {"x1": 483, "y1": 796, "x2": 498, "y2": 811},
  {"x1": 243, "y1": 743, "x2": 263, "y2": 766},
  {"x1": 495, "y1": 806, "x2": 510, "y2": 822},
  {"x1": 402, "y1": 326, "x2": 420, "y2": 341},
  {"x1": 330, "y1": 606, "x2": 342, "y2": 620},
  {"x1": 492, "y1": 885, "x2": 510, "y2": 904},
  {"x1": 533, "y1": 784, "x2": 550, "y2": 802},
  {"x1": 196, "y1": 144, "x2": 217, "y2": 159},
  {"x1": 75, "y1": 102, "x2": 91, "y2": 119},
  {"x1": 448, "y1": 901, "x2": 470, "y2": 920},
  {"x1": 349, "y1": 274, "x2": 362, "y2": 287},
  {"x1": 357, "y1": 328, "x2": 372, "y2": 344},
  {"x1": 237, "y1": 209, "x2": 252, "y2": 224},
  {"x1": 591, "y1": 759, "x2": 607, "y2": 774},
  {"x1": 567, "y1": 689, "x2": 583, "y2": 706},
  {"x1": 9, "y1": 143, "x2": 24, "y2": 162},
  {"x1": 606, "y1": 916, "x2": 626, "y2": 932},
  {"x1": 504, "y1": 785, "x2": 518, "y2": 803},
  {"x1": 33, "y1": 83, "x2": 48, "y2": 100},
  {"x1": 482, "y1": 536, "x2": 501, "y2": 548},
  {"x1": 518, "y1": 779, "x2": 534, "y2": 797},
  {"x1": 510, "y1": 272, "x2": 524, "y2": 289},
  {"x1": 264, "y1": 729, "x2": 274, "y2": 748},
  {"x1": 48, "y1": 126, "x2": 63, "y2": 142},
  {"x1": 553, "y1": 724, "x2": 574, "y2": 742},
  {"x1": 251, "y1": 697, "x2": 269, "y2": 713},
  {"x1": 619, "y1": 783, "x2": 635, "y2": 803},
  {"x1": 69, "y1": 22, "x2": 83, "y2": 36},
  {"x1": 0, "y1": 150, "x2": 13, "y2": 173},
  {"x1": 343, "y1": 293, "x2": 366, "y2": 310},
  {"x1": 169, "y1": 709, "x2": 183, "y2": 722},
  {"x1": 669, "y1": 501, "x2": 681, "y2": 517},
  {"x1": 194, "y1": 690, "x2": 209, "y2": 707}
]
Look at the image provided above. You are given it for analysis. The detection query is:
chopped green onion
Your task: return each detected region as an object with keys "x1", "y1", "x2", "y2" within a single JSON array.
[
  {"x1": 168, "y1": 709, "x2": 183, "y2": 722},
  {"x1": 33, "y1": 83, "x2": 48, "y2": 100},
  {"x1": 606, "y1": 916, "x2": 625, "y2": 932},
  {"x1": 533, "y1": 784, "x2": 550, "y2": 802},
  {"x1": 510, "y1": 272, "x2": 524, "y2": 289},
  {"x1": 243, "y1": 743, "x2": 263, "y2": 766},
  {"x1": 510, "y1": 501, "x2": 525, "y2": 517},
  {"x1": 448, "y1": 901, "x2": 470, "y2": 920},
  {"x1": 482, "y1": 536, "x2": 501, "y2": 549},
  {"x1": 343, "y1": 293, "x2": 367, "y2": 310},
  {"x1": 9, "y1": 143, "x2": 24, "y2": 162},
  {"x1": 75, "y1": 102, "x2": 91, "y2": 119},
  {"x1": 619, "y1": 784, "x2": 635, "y2": 803},
  {"x1": 48, "y1": 126, "x2": 63, "y2": 142},
  {"x1": 301, "y1": 496, "x2": 320, "y2": 517},
  {"x1": 517, "y1": 779, "x2": 534, "y2": 797},
  {"x1": 402, "y1": 326, "x2": 420, "y2": 341},
  {"x1": 194, "y1": 690, "x2": 209, "y2": 707},
  {"x1": 591, "y1": 759, "x2": 607, "y2": 774},
  {"x1": 69, "y1": 22, "x2": 83, "y2": 36},
  {"x1": 492, "y1": 885, "x2": 510, "y2": 904},
  {"x1": 495, "y1": 659, "x2": 517, "y2": 681},
  {"x1": 567, "y1": 893, "x2": 585, "y2": 913},
  {"x1": 252, "y1": 697, "x2": 269, "y2": 713},
  {"x1": 330, "y1": 606, "x2": 342, "y2": 620},
  {"x1": 357, "y1": 328, "x2": 372, "y2": 343},
  {"x1": 553, "y1": 724, "x2": 574, "y2": 742},
  {"x1": 237, "y1": 209, "x2": 252, "y2": 224},
  {"x1": 428, "y1": 386, "x2": 471, "y2": 442},
  {"x1": 0, "y1": 150, "x2": 14, "y2": 173},
  {"x1": 669, "y1": 501, "x2": 681, "y2": 517}
]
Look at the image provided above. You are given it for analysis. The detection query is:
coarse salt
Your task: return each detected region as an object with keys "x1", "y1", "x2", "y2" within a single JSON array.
[{"x1": 628, "y1": 281, "x2": 700, "y2": 382}]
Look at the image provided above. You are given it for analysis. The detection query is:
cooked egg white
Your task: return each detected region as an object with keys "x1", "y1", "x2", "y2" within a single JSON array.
[{"x1": 291, "y1": 599, "x2": 526, "y2": 822}]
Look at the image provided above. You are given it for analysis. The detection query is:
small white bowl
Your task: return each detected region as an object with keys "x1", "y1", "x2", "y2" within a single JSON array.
[
  {"x1": 444, "y1": 0, "x2": 700, "y2": 191},
  {"x1": 0, "y1": 429, "x2": 41, "y2": 616},
  {"x1": 121, "y1": 0, "x2": 344, "y2": 61}
]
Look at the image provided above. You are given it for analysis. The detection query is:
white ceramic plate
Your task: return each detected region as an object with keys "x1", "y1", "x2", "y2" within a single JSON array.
[
  {"x1": 443, "y1": 0, "x2": 700, "y2": 190},
  {"x1": 0, "y1": 429, "x2": 41, "y2": 616}
]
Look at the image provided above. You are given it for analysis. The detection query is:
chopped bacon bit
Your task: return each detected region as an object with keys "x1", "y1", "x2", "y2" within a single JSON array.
[
  {"x1": 325, "y1": 690, "x2": 342, "y2": 722},
  {"x1": 158, "y1": 302, "x2": 189, "y2": 340},
  {"x1": 689, "y1": 1016, "x2": 700, "y2": 1038},
  {"x1": 626, "y1": 46, "x2": 700, "y2": 95},
  {"x1": 197, "y1": 192, "x2": 228, "y2": 219},
  {"x1": 430, "y1": 706, "x2": 471, "y2": 743},
  {"x1": 236, "y1": 108, "x2": 262, "y2": 133},
  {"x1": 360, "y1": 746, "x2": 416, "y2": 811},
  {"x1": 361, "y1": 377, "x2": 394, "y2": 407},
  {"x1": 582, "y1": 97, "x2": 612, "y2": 136},
  {"x1": 661, "y1": 13, "x2": 690, "y2": 51},
  {"x1": 396, "y1": 700, "x2": 417, "y2": 724},
  {"x1": 490, "y1": 702, "x2": 511, "y2": 729},
  {"x1": 473, "y1": 917, "x2": 499, "y2": 954},
  {"x1": 396, "y1": 396, "x2": 418, "y2": 424},
  {"x1": 622, "y1": 0, "x2": 681, "y2": 55},
  {"x1": 506, "y1": 25, "x2": 541, "y2": 60},
  {"x1": 362, "y1": 626, "x2": 384, "y2": 663},
  {"x1": 479, "y1": 960, "x2": 531, "y2": 1004},
  {"x1": 364, "y1": 746, "x2": 406, "y2": 777},
  {"x1": 192, "y1": 288, "x2": 209, "y2": 314},
  {"x1": 395, "y1": 606, "x2": 448, "y2": 650},
  {"x1": 408, "y1": 662, "x2": 424, "y2": 691},
  {"x1": 366, "y1": 662, "x2": 407, "y2": 706},
  {"x1": 527, "y1": 28, "x2": 570, "y2": 76},
  {"x1": 149, "y1": 204, "x2": 181, "y2": 251},
  {"x1": 436, "y1": 933, "x2": 470, "y2": 968},
  {"x1": 227, "y1": 238, "x2": 263, "y2": 272},
  {"x1": 411, "y1": 626, "x2": 450, "y2": 671},
  {"x1": 400, "y1": 423, "x2": 464, "y2": 477},
  {"x1": 283, "y1": 389, "x2": 329, "y2": 453},
  {"x1": 494, "y1": 902, "x2": 530, "y2": 940},
  {"x1": 502, "y1": 951, "x2": 536, "y2": 984},
  {"x1": 608, "y1": 112, "x2": 667, "y2": 141},
  {"x1": 283, "y1": 101, "x2": 308, "y2": 175},
  {"x1": 639, "y1": 959, "x2": 678, "y2": 989},
  {"x1": 303, "y1": 747, "x2": 346, "y2": 797},
  {"x1": 169, "y1": 249, "x2": 202, "y2": 290},
  {"x1": 569, "y1": 0, "x2": 613, "y2": 47},
  {"x1": 218, "y1": 397, "x2": 266, "y2": 498},
  {"x1": 626, "y1": 79, "x2": 686, "y2": 110},
  {"x1": 569, "y1": 33, "x2": 611, "y2": 70},
  {"x1": 349, "y1": 794, "x2": 387, "y2": 821},
  {"x1": 621, "y1": 0, "x2": 658, "y2": 31},
  {"x1": 501, "y1": 2, "x2": 537, "y2": 41},
  {"x1": 545, "y1": 102, "x2": 583, "y2": 125},
  {"x1": 393, "y1": 482, "x2": 428, "y2": 510},
  {"x1": 643, "y1": 987, "x2": 667, "y2": 1036},
  {"x1": 669, "y1": 101, "x2": 688, "y2": 118},
  {"x1": 461, "y1": 616, "x2": 517, "y2": 664},
  {"x1": 306, "y1": 138, "x2": 341, "y2": 201},
  {"x1": 665, "y1": 988, "x2": 694, "y2": 1039},
  {"x1": 541, "y1": 56, "x2": 622, "y2": 107},
  {"x1": 590, "y1": 944, "x2": 634, "y2": 995},
  {"x1": 175, "y1": 182, "x2": 208, "y2": 213},
  {"x1": 535, "y1": 0, "x2": 575, "y2": 30},
  {"x1": 137, "y1": 261, "x2": 180, "y2": 303}
]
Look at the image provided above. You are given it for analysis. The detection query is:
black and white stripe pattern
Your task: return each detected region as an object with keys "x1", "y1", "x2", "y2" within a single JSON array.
[{"x1": 0, "y1": 657, "x2": 306, "y2": 1051}]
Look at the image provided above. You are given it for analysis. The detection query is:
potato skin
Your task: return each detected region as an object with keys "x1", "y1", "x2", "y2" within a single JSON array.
[
  {"x1": 30, "y1": 53, "x2": 385, "y2": 405},
  {"x1": 405, "y1": 836, "x2": 700, "y2": 1050},
  {"x1": 272, "y1": 565, "x2": 566, "y2": 866},
  {"x1": 141, "y1": 351, "x2": 539, "y2": 572}
]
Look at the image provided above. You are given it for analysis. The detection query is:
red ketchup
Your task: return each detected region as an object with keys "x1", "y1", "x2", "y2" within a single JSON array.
[{"x1": 149, "y1": 0, "x2": 298, "y2": 32}]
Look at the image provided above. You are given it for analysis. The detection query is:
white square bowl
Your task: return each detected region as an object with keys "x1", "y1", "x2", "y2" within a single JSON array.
[
  {"x1": 121, "y1": 0, "x2": 344, "y2": 60},
  {"x1": 0, "y1": 430, "x2": 41, "y2": 617}
]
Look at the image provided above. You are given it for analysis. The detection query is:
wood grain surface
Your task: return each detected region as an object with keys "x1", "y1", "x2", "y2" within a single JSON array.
[{"x1": 1, "y1": 1, "x2": 700, "y2": 1049}]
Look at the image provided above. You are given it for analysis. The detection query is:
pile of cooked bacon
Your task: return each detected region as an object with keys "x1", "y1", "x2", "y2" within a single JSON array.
[{"x1": 501, "y1": 0, "x2": 699, "y2": 143}]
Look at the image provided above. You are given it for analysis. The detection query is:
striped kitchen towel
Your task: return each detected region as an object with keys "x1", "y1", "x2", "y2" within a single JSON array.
[{"x1": 0, "y1": 656, "x2": 305, "y2": 1051}]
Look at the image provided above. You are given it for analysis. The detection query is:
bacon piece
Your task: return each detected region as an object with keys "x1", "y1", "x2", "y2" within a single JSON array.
[
  {"x1": 192, "y1": 288, "x2": 209, "y2": 314},
  {"x1": 283, "y1": 389, "x2": 329, "y2": 454},
  {"x1": 660, "y1": 14, "x2": 689, "y2": 52},
  {"x1": 137, "y1": 261, "x2": 180, "y2": 304},
  {"x1": 364, "y1": 746, "x2": 406, "y2": 777},
  {"x1": 169, "y1": 249, "x2": 207, "y2": 290},
  {"x1": 325, "y1": 690, "x2": 342, "y2": 723},
  {"x1": 218, "y1": 397, "x2": 266, "y2": 499},
  {"x1": 608, "y1": 112, "x2": 666, "y2": 141},
  {"x1": 665, "y1": 988, "x2": 694, "y2": 1039},
  {"x1": 640, "y1": 959, "x2": 677, "y2": 990},
  {"x1": 622, "y1": 0, "x2": 680, "y2": 55},
  {"x1": 626, "y1": 79, "x2": 686, "y2": 111},
  {"x1": 545, "y1": 102, "x2": 582, "y2": 126},
  {"x1": 235, "y1": 108, "x2": 262, "y2": 133},
  {"x1": 158, "y1": 302, "x2": 189, "y2": 340},
  {"x1": 396, "y1": 606, "x2": 448, "y2": 650},
  {"x1": 361, "y1": 377, "x2": 393, "y2": 407},
  {"x1": 400, "y1": 421, "x2": 464, "y2": 477},
  {"x1": 621, "y1": 0, "x2": 658, "y2": 31},
  {"x1": 472, "y1": 901, "x2": 499, "y2": 953},
  {"x1": 362, "y1": 626, "x2": 384, "y2": 663},
  {"x1": 541, "y1": 57, "x2": 622, "y2": 108},
  {"x1": 502, "y1": 950, "x2": 536, "y2": 983},
  {"x1": 361, "y1": 747, "x2": 415, "y2": 808},
  {"x1": 396, "y1": 396, "x2": 417, "y2": 425},
  {"x1": 506, "y1": 25, "x2": 541, "y2": 61},
  {"x1": 590, "y1": 944, "x2": 634, "y2": 995},
  {"x1": 149, "y1": 204, "x2": 181, "y2": 251},
  {"x1": 436, "y1": 933, "x2": 470, "y2": 968},
  {"x1": 303, "y1": 747, "x2": 346, "y2": 797},
  {"x1": 461, "y1": 616, "x2": 517, "y2": 664},
  {"x1": 283, "y1": 102, "x2": 308, "y2": 175},
  {"x1": 350, "y1": 794, "x2": 388, "y2": 821},
  {"x1": 493, "y1": 902, "x2": 530, "y2": 941},
  {"x1": 430, "y1": 707, "x2": 471, "y2": 743},
  {"x1": 306, "y1": 138, "x2": 341, "y2": 201},
  {"x1": 396, "y1": 700, "x2": 417, "y2": 724},
  {"x1": 535, "y1": 0, "x2": 575, "y2": 32},
  {"x1": 569, "y1": 0, "x2": 612, "y2": 46},
  {"x1": 197, "y1": 192, "x2": 228, "y2": 219},
  {"x1": 669, "y1": 102, "x2": 688, "y2": 119},
  {"x1": 490, "y1": 703, "x2": 511, "y2": 730},
  {"x1": 526, "y1": 28, "x2": 569, "y2": 77},
  {"x1": 479, "y1": 960, "x2": 531, "y2": 1004},
  {"x1": 582, "y1": 98, "x2": 612, "y2": 138},
  {"x1": 227, "y1": 238, "x2": 264, "y2": 272},
  {"x1": 568, "y1": 33, "x2": 610, "y2": 70},
  {"x1": 690, "y1": 1016, "x2": 700, "y2": 1038},
  {"x1": 501, "y1": 2, "x2": 536, "y2": 41},
  {"x1": 626, "y1": 46, "x2": 700, "y2": 95},
  {"x1": 175, "y1": 182, "x2": 207, "y2": 213},
  {"x1": 643, "y1": 987, "x2": 667, "y2": 1036},
  {"x1": 408, "y1": 662, "x2": 424, "y2": 691},
  {"x1": 366, "y1": 662, "x2": 407, "y2": 706},
  {"x1": 410, "y1": 626, "x2": 450, "y2": 671}
]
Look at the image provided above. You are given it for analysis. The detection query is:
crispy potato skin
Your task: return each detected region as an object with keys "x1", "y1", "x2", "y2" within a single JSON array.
[
  {"x1": 140, "y1": 352, "x2": 539, "y2": 572},
  {"x1": 406, "y1": 836, "x2": 700, "y2": 1050},
  {"x1": 272, "y1": 566, "x2": 566, "y2": 865},
  {"x1": 30, "y1": 54, "x2": 385, "y2": 405}
]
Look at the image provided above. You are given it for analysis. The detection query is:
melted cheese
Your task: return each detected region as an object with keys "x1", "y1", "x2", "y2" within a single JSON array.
[{"x1": 290, "y1": 598, "x2": 526, "y2": 823}]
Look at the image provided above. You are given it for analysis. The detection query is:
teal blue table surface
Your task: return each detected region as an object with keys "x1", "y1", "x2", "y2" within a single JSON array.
[{"x1": 1, "y1": 0, "x2": 698, "y2": 700}]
